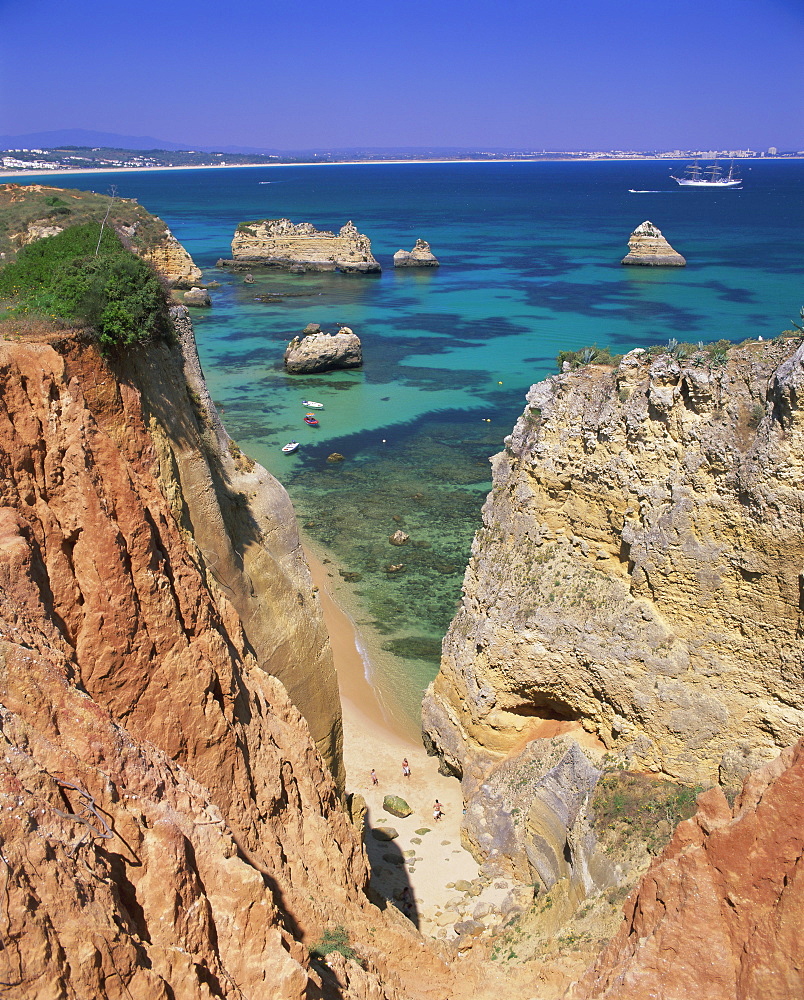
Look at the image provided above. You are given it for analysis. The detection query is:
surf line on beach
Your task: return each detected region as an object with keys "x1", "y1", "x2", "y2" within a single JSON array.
[{"x1": 306, "y1": 546, "x2": 420, "y2": 747}]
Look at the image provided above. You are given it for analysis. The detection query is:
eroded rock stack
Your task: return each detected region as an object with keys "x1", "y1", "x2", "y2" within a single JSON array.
[
  {"x1": 394, "y1": 238, "x2": 440, "y2": 267},
  {"x1": 224, "y1": 217, "x2": 381, "y2": 273},
  {"x1": 284, "y1": 323, "x2": 363, "y2": 372},
  {"x1": 621, "y1": 220, "x2": 686, "y2": 266}
]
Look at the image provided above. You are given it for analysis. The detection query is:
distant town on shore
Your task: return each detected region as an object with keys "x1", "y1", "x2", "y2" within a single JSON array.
[{"x1": 1, "y1": 142, "x2": 800, "y2": 174}]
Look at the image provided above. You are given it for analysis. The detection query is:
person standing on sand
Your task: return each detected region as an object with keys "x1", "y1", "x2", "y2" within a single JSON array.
[
  {"x1": 371, "y1": 768, "x2": 378, "y2": 786},
  {"x1": 402, "y1": 758, "x2": 411, "y2": 778}
]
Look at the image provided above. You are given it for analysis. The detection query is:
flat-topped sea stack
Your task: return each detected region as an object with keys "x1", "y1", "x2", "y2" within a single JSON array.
[
  {"x1": 621, "y1": 220, "x2": 686, "y2": 266},
  {"x1": 284, "y1": 322, "x2": 363, "y2": 373},
  {"x1": 222, "y1": 217, "x2": 381, "y2": 273},
  {"x1": 393, "y1": 238, "x2": 440, "y2": 267}
]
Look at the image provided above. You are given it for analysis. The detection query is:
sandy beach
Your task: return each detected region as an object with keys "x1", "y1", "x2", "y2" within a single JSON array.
[
  {"x1": 0, "y1": 153, "x2": 733, "y2": 182},
  {"x1": 307, "y1": 551, "x2": 529, "y2": 940}
]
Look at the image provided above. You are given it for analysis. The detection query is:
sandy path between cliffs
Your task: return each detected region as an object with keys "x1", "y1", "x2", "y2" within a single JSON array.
[{"x1": 307, "y1": 552, "x2": 486, "y2": 936}]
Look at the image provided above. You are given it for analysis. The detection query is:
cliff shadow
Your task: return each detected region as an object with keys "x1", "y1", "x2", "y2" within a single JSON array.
[{"x1": 361, "y1": 804, "x2": 418, "y2": 929}]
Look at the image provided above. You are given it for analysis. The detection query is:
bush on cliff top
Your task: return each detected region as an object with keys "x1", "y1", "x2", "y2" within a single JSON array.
[
  {"x1": 0, "y1": 222, "x2": 169, "y2": 354},
  {"x1": 556, "y1": 344, "x2": 622, "y2": 371}
]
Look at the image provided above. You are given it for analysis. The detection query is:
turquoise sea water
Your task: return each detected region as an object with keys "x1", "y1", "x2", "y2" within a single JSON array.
[{"x1": 26, "y1": 160, "x2": 804, "y2": 728}]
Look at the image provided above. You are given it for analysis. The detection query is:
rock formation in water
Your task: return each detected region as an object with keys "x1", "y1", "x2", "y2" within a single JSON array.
[
  {"x1": 424, "y1": 340, "x2": 804, "y2": 787},
  {"x1": 393, "y1": 239, "x2": 440, "y2": 267},
  {"x1": 621, "y1": 220, "x2": 686, "y2": 266},
  {"x1": 568, "y1": 738, "x2": 804, "y2": 1000},
  {"x1": 284, "y1": 323, "x2": 363, "y2": 372},
  {"x1": 222, "y1": 217, "x2": 381, "y2": 273}
]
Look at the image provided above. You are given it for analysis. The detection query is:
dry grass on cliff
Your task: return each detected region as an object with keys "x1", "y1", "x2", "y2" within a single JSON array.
[
  {"x1": 0, "y1": 313, "x2": 84, "y2": 341},
  {"x1": 591, "y1": 770, "x2": 702, "y2": 858}
]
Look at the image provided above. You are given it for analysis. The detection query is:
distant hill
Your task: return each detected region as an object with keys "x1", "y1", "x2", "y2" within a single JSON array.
[
  {"x1": 0, "y1": 129, "x2": 287, "y2": 155},
  {"x1": 0, "y1": 129, "x2": 201, "y2": 151}
]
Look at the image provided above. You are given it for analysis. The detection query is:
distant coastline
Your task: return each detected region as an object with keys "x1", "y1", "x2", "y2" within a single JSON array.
[{"x1": 3, "y1": 154, "x2": 802, "y2": 181}]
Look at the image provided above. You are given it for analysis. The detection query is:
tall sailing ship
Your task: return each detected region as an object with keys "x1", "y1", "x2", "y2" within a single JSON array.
[{"x1": 670, "y1": 158, "x2": 742, "y2": 188}]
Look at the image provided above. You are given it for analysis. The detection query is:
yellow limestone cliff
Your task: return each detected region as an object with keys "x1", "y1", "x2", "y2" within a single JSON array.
[{"x1": 424, "y1": 340, "x2": 804, "y2": 785}]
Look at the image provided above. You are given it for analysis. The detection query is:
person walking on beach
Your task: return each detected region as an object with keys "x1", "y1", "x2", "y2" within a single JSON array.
[
  {"x1": 370, "y1": 768, "x2": 378, "y2": 786},
  {"x1": 433, "y1": 799, "x2": 443, "y2": 822},
  {"x1": 402, "y1": 758, "x2": 411, "y2": 778}
]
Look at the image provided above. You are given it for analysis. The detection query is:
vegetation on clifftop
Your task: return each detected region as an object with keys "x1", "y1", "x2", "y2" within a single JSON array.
[{"x1": 0, "y1": 222, "x2": 169, "y2": 352}]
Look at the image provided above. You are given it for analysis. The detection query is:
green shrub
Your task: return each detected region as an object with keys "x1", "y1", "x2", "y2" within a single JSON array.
[
  {"x1": 310, "y1": 925, "x2": 357, "y2": 962},
  {"x1": 556, "y1": 344, "x2": 622, "y2": 371},
  {"x1": 0, "y1": 222, "x2": 168, "y2": 354}
]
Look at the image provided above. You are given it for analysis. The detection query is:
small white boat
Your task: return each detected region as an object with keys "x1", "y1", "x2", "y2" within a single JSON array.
[
  {"x1": 281, "y1": 441, "x2": 299, "y2": 454},
  {"x1": 301, "y1": 399, "x2": 324, "y2": 408}
]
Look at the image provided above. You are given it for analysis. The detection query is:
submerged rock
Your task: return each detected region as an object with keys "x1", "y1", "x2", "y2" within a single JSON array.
[
  {"x1": 621, "y1": 220, "x2": 686, "y2": 266},
  {"x1": 394, "y1": 238, "x2": 440, "y2": 267}
]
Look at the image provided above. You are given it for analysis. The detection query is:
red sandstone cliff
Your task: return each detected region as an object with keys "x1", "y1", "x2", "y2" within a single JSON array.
[
  {"x1": 567, "y1": 739, "x2": 804, "y2": 1000},
  {"x1": 0, "y1": 325, "x2": 457, "y2": 998}
]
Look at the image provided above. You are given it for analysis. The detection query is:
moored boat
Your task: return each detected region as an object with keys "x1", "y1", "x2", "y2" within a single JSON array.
[
  {"x1": 303, "y1": 414, "x2": 319, "y2": 426},
  {"x1": 281, "y1": 440, "x2": 299, "y2": 453},
  {"x1": 301, "y1": 399, "x2": 324, "y2": 408}
]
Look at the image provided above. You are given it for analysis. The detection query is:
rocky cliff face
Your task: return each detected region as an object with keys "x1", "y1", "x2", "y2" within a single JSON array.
[
  {"x1": 424, "y1": 340, "x2": 804, "y2": 787},
  {"x1": 225, "y1": 218, "x2": 381, "y2": 273},
  {"x1": 136, "y1": 226, "x2": 203, "y2": 287},
  {"x1": 0, "y1": 316, "x2": 462, "y2": 998},
  {"x1": 568, "y1": 738, "x2": 804, "y2": 1000}
]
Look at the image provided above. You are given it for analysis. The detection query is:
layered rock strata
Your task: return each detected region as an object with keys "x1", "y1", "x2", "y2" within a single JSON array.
[
  {"x1": 136, "y1": 225, "x2": 204, "y2": 286},
  {"x1": 621, "y1": 220, "x2": 686, "y2": 266},
  {"x1": 424, "y1": 340, "x2": 804, "y2": 790},
  {"x1": 568, "y1": 738, "x2": 804, "y2": 1000},
  {"x1": 223, "y1": 218, "x2": 381, "y2": 273},
  {"x1": 393, "y1": 238, "x2": 440, "y2": 267},
  {"x1": 0, "y1": 315, "x2": 458, "y2": 999},
  {"x1": 284, "y1": 324, "x2": 363, "y2": 372}
]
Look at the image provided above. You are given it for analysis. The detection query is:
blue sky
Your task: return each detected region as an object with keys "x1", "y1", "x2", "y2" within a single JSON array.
[{"x1": 1, "y1": 0, "x2": 801, "y2": 150}]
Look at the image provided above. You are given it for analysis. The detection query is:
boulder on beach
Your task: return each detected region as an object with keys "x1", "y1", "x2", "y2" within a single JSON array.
[
  {"x1": 394, "y1": 238, "x2": 440, "y2": 268},
  {"x1": 621, "y1": 220, "x2": 686, "y2": 266},
  {"x1": 284, "y1": 325, "x2": 362, "y2": 373},
  {"x1": 383, "y1": 795, "x2": 413, "y2": 818},
  {"x1": 371, "y1": 826, "x2": 399, "y2": 841}
]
